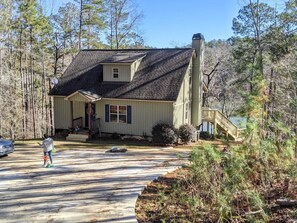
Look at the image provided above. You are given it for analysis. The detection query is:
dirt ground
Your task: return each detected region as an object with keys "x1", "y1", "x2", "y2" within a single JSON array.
[{"x1": 0, "y1": 140, "x2": 191, "y2": 223}]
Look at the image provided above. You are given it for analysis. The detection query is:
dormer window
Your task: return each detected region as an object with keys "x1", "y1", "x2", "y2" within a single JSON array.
[
  {"x1": 113, "y1": 68, "x2": 119, "y2": 78},
  {"x1": 101, "y1": 52, "x2": 146, "y2": 82}
]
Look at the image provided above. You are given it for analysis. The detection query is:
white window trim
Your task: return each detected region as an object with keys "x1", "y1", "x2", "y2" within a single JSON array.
[
  {"x1": 113, "y1": 68, "x2": 119, "y2": 79},
  {"x1": 110, "y1": 105, "x2": 127, "y2": 123}
]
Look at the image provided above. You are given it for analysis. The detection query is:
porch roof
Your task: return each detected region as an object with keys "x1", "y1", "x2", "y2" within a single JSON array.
[{"x1": 64, "y1": 90, "x2": 102, "y2": 102}]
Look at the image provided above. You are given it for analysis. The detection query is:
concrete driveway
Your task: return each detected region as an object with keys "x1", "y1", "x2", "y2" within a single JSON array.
[{"x1": 0, "y1": 142, "x2": 190, "y2": 223}]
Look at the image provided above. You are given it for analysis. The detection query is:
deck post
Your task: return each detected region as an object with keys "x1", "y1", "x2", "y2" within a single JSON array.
[{"x1": 213, "y1": 111, "x2": 217, "y2": 138}]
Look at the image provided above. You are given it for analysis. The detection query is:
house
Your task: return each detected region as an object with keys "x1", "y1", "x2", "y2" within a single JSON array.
[{"x1": 49, "y1": 33, "x2": 208, "y2": 141}]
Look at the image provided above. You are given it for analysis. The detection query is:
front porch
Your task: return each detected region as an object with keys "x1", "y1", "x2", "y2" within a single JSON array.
[{"x1": 64, "y1": 90, "x2": 101, "y2": 141}]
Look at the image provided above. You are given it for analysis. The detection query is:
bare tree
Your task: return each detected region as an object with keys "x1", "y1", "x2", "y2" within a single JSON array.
[{"x1": 104, "y1": 0, "x2": 143, "y2": 49}]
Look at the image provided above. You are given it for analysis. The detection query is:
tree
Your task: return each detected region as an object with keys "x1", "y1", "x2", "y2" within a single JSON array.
[
  {"x1": 104, "y1": 0, "x2": 143, "y2": 49},
  {"x1": 76, "y1": 0, "x2": 105, "y2": 49},
  {"x1": 203, "y1": 40, "x2": 242, "y2": 117},
  {"x1": 231, "y1": 0, "x2": 297, "y2": 186},
  {"x1": 232, "y1": 1, "x2": 275, "y2": 137},
  {"x1": 52, "y1": 3, "x2": 80, "y2": 76},
  {"x1": 0, "y1": 0, "x2": 14, "y2": 137},
  {"x1": 0, "y1": 0, "x2": 54, "y2": 139}
]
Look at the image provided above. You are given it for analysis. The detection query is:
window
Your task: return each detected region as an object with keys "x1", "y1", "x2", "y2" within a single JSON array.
[
  {"x1": 189, "y1": 66, "x2": 192, "y2": 86},
  {"x1": 110, "y1": 105, "x2": 127, "y2": 123},
  {"x1": 105, "y1": 104, "x2": 131, "y2": 124},
  {"x1": 113, "y1": 68, "x2": 119, "y2": 78},
  {"x1": 110, "y1": 105, "x2": 118, "y2": 122},
  {"x1": 185, "y1": 102, "x2": 189, "y2": 120},
  {"x1": 185, "y1": 102, "x2": 191, "y2": 121}
]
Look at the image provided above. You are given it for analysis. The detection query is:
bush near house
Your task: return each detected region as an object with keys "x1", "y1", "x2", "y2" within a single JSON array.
[
  {"x1": 179, "y1": 124, "x2": 197, "y2": 144},
  {"x1": 152, "y1": 122, "x2": 178, "y2": 145},
  {"x1": 199, "y1": 131, "x2": 212, "y2": 140}
]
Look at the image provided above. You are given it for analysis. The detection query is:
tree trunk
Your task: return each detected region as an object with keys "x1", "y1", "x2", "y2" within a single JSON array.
[
  {"x1": 30, "y1": 27, "x2": 36, "y2": 139},
  {"x1": 19, "y1": 28, "x2": 26, "y2": 139},
  {"x1": 79, "y1": 0, "x2": 83, "y2": 50}
]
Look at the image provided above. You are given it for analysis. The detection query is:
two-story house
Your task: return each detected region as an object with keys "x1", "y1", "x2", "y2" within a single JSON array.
[{"x1": 49, "y1": 33, "x2": 205, "y2": 141}]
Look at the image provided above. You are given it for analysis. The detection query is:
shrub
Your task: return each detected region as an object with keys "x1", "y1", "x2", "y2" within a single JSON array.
[
  {"x1": 199, "y1": 131, "x2": 212, "y2": 140},
  {"x1": 179, "y1": 124, "x2": 197, "y2": 143},
  {"x1": 111, "y1": 132, "x2": 120, "y2": 139},
  {"x1": 152, "y1": 122, "x2": 178, "y2": 145}
]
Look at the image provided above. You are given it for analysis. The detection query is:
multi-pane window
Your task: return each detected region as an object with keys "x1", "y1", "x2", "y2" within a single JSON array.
[
  {"x1": 110, "y1": 105, "x2": 127, "y2": 123},
  {"x1": 110, "y1": 105, "x2": 118, "y2": 122},
  {"x1": 118, "y1": 106, "x2": 127, "y2": 123},
  {"x1": 113, "y1": 68, "x2": 119, "y2": 78}
]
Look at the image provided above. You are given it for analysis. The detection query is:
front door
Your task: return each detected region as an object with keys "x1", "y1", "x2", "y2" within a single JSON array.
[{"x1": 85, "y1": 103, "x2": 96, "y2": 128}]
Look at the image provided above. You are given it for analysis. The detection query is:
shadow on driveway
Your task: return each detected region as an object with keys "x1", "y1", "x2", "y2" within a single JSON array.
[{"x1": 0, "y1": 144, "x2": 190, "y2": 223}]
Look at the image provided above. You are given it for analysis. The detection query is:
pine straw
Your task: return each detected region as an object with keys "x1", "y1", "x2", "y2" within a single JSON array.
[{"x1": 135, "y1": 167, "x2": 297, "y2": 223}]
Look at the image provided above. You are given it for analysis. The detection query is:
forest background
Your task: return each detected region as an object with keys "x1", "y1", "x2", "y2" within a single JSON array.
[{"x1": 0, "y1": 0, "x2": 296, "y2": 141}]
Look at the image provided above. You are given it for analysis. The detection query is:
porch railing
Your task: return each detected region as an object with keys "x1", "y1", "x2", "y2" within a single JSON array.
[
  {"x1": 90, "y1": 118, "x2": 101, "y2": 136},
  {"x1": 72, "y1": 117, "x2": 83, "y2": 128}
]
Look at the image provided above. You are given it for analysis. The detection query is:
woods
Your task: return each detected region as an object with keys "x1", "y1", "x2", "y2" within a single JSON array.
[
  {"x1": 0, "y1": 0, "x2": 296, "y2": 144},
  {"x1": 0, "y1": 0, "x2": 143, "y2": 139},
  {"x1": 204, "y1": 0, "x2": 297, "y2": 139},
  {"x1": 136, "y1": 1, "x2": 297, "y2": 222}
]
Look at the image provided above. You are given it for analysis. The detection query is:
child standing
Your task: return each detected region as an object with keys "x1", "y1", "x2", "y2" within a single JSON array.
[{"x1": 39, "y1": 134, "x2": 54, "y2": 167}]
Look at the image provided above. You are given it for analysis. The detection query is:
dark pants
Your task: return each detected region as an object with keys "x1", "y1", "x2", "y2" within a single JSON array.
[{"x1": 44, "y1": 150, "x2": 53, "y2": 164}]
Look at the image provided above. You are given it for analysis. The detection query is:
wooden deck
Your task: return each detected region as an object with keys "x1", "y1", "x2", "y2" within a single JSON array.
[{"x1": 202, "y1": 107, "x2": 244, "y2": 140}]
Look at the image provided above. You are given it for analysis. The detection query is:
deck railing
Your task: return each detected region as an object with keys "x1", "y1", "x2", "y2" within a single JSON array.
[{"x1": 202, "y1": 107, "x2": 243, "y2": 139}]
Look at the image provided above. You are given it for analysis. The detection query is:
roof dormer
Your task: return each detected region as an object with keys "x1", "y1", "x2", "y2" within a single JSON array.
[{"x1": 101, "y1": 52, "x2": 146, "y2": 82}]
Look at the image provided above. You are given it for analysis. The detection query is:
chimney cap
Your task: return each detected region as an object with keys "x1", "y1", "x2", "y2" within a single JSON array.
[{"x1": 192, "y1": 33, "x2": 204, "y2": 40}]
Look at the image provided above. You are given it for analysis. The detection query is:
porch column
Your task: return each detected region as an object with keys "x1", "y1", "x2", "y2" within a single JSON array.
[
  {"x1": 88, "y1": 102, "x2": 91, "y2": 132},
  {"x1": 70, "y1": 101, "x2": 74, "y2": 128}
]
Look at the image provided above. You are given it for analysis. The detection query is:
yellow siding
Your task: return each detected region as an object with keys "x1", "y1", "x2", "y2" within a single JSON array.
[
  {"x1": 96, "y1": 99, "x2": 173, "y2": 136},
  {"x1": 103, "y1": 64, "x2": 132, "y2": 82},
  {"x1": 173, "y1": 60, "x2": 192, "y2": 128},
  {"x1": 73, "y1": 101, "x2": 86, "y2": 126},
  {"x1": 68, "y1": 93, "x2": 89, "y2": 102},
  {"x1": 53, "y1": 97, "x2": 71, "y2": 129}
]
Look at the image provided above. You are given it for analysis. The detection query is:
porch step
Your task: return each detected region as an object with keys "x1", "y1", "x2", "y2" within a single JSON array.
[{"x1": 66, "y1": 133, "x2": 89, "y2": 142}]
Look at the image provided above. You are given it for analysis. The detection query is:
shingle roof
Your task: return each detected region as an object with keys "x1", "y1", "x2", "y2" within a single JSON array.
[
  {"x1": 101, "y1": 52, "x2": 146, "y2": 63},
  {"x1": 49, "y1": 48, "x2": 194, "y2": 101}
]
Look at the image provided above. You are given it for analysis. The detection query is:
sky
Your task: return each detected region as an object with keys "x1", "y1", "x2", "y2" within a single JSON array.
[{"x1": 42, "y1": 0, "x2": 286, "y2": 48}]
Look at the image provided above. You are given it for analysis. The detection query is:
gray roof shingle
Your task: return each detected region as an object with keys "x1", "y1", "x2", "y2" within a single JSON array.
[
  {"x1": 49, "y1": 48, "x2": 194, "y2": 101},
  {"x1": 101, "y1": 52, "x2": 146, "y2": 63}
]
